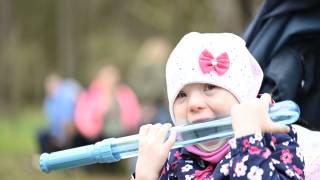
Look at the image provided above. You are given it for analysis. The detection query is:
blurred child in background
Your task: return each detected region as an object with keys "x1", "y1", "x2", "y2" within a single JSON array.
[
  {"x1": 74, "y1": 65, "x2": 141, "y2": 141},
  {"x1": 74, "y1": 64, "x2": 142, "y2": 173},
  {"x1": 37, "y1": 74, "x2": 81, "y2": 153}
]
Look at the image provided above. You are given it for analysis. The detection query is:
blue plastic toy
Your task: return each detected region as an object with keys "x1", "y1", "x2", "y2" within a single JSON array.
[{"x1": 40, "y1": 100, "x2": 299, "y2": 173}]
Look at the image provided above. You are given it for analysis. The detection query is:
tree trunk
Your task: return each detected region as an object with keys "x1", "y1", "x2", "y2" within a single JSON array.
[
  {"x1": 56, "y1": 0, "x2": 75, "y2": 77},
  {"x1": 0, "y1": 0, "x2": 12, "y2": 109}
]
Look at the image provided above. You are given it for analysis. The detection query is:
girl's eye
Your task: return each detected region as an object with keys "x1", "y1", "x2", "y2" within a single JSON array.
[
  {"x1": 176, "y1": 90, "x2": 187, "y2": 99},
  {"x1": 205, "y1": 84, "x2": 216, "y2": 91}
]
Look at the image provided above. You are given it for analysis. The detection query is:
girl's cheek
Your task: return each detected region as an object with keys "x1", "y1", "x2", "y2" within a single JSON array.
[
  {"x1": 174, "y1": 112, "x2": 187, "y2": 125},
  {"x1": 174, "y1": 102, "x2": 187, "y2": 114}
]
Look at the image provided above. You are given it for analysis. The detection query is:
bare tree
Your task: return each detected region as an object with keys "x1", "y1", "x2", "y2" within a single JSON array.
[
  {"x1": 0, "y1": 0, "x2": 12, "y2": 109},
  {"x1": 56, "y1": 0, "x2": 76, "y2": 77}
]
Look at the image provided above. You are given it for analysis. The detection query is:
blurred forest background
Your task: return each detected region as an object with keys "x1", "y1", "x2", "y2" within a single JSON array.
[{"x1": 0, "y1": 0, "x2": 261, "y2": 179}]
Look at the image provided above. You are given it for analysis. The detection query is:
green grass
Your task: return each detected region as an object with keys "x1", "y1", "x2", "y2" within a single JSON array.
[
  {"x1": 0, "y1": 106, "x2": 128, "y2": 180},
  {"x1": 0, "y1": 107, "x2": 45, "y2": 155}
]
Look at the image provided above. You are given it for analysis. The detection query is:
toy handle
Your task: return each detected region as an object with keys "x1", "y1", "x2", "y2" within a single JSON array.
[{"x1": 40, "y1": 138, "x2": 120, "y2": 173}]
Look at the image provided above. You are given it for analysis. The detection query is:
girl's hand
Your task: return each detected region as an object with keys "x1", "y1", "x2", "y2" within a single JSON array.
[
  {"x1": 231, "y1": 93, "x2": 290, "y2": 138},
  {"x1": 135, "y1": 123, "x2": 176, "y2": 180}
]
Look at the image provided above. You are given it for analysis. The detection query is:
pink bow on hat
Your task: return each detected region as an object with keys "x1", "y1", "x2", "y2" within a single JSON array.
[{"x1": 199, "y1": 49, "x2": 230, "y2": 75}]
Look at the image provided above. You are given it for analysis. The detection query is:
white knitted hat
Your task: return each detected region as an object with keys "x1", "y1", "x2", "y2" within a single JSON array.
[{"x1": 166, "y1": 32, "x2": 263, "y2": 123}]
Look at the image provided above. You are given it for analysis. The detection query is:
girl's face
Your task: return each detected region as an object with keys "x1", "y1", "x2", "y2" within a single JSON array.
[{"x1": 173, "y1": 83, "x2": 239, "y2": 152}]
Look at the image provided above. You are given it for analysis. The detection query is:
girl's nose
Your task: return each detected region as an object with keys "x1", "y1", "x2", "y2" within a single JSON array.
[{"x1": 188, "y1": 92, "x2": 206, "y2": 113}]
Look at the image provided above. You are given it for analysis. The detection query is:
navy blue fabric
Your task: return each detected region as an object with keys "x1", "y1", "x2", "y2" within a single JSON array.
[
  {"x1": 157, "y1": 125, "x2": 304, "y2": 180},
  {"x1": 243, "y1": 0, "x2": 320, "y2": 130}
]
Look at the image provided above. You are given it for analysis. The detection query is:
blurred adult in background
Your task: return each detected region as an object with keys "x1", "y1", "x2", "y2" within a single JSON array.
[
  {"x1": 74, "y1": 65, "x2": 141, "y2": 144},
  {"x1": 73, "y1": 64, "x2": 142, "y2": 173},
  {"x1": 127, "y1": 37, "x2": 173, "y2": 126},
  {"x1": 37, "y1": 74, "x2": 82, "y2": 153}
]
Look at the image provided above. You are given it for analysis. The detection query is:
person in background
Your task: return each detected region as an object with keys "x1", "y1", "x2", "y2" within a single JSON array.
[
  {"x1": 37, "y1": 73, "x2": 82, "y2": 153},
  {"x1": 74, "y1": 64, "x2": 141, "y2": 141},
  {"x1": 127, "y1": 37, "x2": 173, "y2": 126},
  {"x1": 74, "y1": 64, "x2": 142, "y2": 173}
]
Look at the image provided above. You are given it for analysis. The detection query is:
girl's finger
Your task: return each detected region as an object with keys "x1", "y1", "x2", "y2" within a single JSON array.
[
  {"x1": 230, "y1": 103, "x2": 240, "y2": 116},
  {"x1": 260, "y1": 93, "x2": 272, "y2": 108},
  {"x1": 270, "y1": 124, "x2": 290, "y2": 134},
  {"x1": 138, "y1": 124, "x2": 152, "y2": 151},
  {"x1": 164, "y1": 129, "x2": 176, "y2": 150},
  {"x1": 139, "y1": 124, "x2": 152, "y2": 138},
  {"x1": 157, "y1": 123, "x2": 172, "y2": 142},
  {"x1": 149, "y1": 123, "x2": 161, "y2": 138}
]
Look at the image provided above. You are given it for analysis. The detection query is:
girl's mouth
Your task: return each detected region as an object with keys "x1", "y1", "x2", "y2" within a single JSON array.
[
  {"x1": 189, "y1": 117, "x2": 215, "y2": 124},
  {"x1": 189, "y1": 115, "x2": 228, "y2": 124},
  {"x1": 196, "y1": 138, "x2": 229, "y2": 152},
  {"x1": 203, "y1": 139, "x2": 220, "y2": 146}
]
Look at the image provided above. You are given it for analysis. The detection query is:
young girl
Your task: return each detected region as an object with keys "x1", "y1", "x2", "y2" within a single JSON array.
[{"x1": 133, "y1": 32, "x2": 305, "y2": 179}]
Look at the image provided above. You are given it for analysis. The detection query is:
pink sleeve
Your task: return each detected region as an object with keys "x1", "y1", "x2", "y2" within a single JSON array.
[
  {"x1": 116, "y1": 84, "x2": 141, "y2": 133},
  {"x1": 74, "y1": 84, "x2": 109, "y2": 138}
]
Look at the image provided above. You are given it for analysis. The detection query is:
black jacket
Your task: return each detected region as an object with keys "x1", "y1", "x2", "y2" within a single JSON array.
[{"x1": 243, "y1": 0, "x2": 320, "y2": 130}]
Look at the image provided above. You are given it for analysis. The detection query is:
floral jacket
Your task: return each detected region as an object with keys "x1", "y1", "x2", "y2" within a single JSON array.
[{"x1": 132, "y1": 125, "x2": 305, "y2": 180}]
